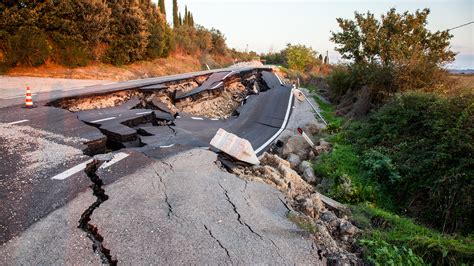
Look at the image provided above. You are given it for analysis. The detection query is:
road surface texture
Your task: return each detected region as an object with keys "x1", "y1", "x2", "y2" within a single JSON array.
[
  {"x1": 0, "y1": 68, "x2": 328, "y2": 264},
  {"x1": 0, "y1": 149, "x2": 323, "y2": 264}
]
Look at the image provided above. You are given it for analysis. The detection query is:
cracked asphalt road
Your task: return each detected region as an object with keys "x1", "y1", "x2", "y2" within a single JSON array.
[{"x1": 1, "y1": 148, "x2": 324, "y2": 264}]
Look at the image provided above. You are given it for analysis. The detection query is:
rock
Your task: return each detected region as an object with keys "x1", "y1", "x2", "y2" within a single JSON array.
[
  {"x1": 302, "y1": 167, "x2": 317, "y2": 183},
  {"x1": 308, "y1": 150, "x2": 316, "y2": 161},
  {"x1": 287, "y1": 153, "x2": 301, "y2": 168},
  {"x1": 321, "y1": 211, "x2": 338, "y2": 223},
  {"x1": 303, "y1": 122, "x2": 322, "y2": 135},
  {"x1": 339, "y1": 220, "x2": 358, "y2": 236},
  {"x1": 314, "y1": 139, "x2": 332, "y2": 156},
  {"x1": 298, "y1": 160, "x2": 311, "y2": 173},
  {"x1": 282, "y1": 135, "x2": 311, "y2": 158},
  {"x1": 295, "y1": 193, "x2": 324, "y2": 219}
]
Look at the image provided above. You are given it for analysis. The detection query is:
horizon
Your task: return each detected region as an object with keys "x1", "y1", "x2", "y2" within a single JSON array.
[{"x1": 159, "y1": 0, "x2": 473, "y2": 69}]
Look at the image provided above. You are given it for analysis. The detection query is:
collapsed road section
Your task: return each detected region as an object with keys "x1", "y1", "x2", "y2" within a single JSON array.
[{"x1": 47, "y1": 67, "x2": 293, "y2": 157}]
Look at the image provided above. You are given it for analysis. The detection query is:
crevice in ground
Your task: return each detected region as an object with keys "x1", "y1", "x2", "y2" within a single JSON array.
[
  {"x1": 78, "y1": 159, "x2": 117, "y2": 265},
  {"x1": 203, "y1": 224, "x2": 232, "y2": 262},
  {"x1": 151, "y1": 165, "x2": 174, "y2": 219},
  {"x1": 218, "y1": 182, "x2": 263, "y2": 240}
]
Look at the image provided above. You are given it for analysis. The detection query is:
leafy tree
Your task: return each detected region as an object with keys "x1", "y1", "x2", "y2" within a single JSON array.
[
  {"x1": 285, "y1": 44, "x2": 318, "y2": 72},
  {"x1": 210, "y1": 28, "x2": 227, "y2": 55},
  {"x1": 106, "y1": 0, "x2": 149, "y2": 65},
  {"x1": 330, "y1": 8, "x2": 455, "y2": 91},
  {"x1": 144, "y1": 2, "x2": 172, "y2": 59}
]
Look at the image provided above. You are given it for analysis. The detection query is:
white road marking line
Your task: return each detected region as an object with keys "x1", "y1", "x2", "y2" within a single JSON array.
[
  {"x1": 191, "y1": 117, "x2": 204, "y2": 120},
  {"x1": 90, "y1": 117, "x2": 116, "y2": 123},
  {"x1": 176, "y1": 115, "x2": 181, "y2": 119},
  {"x1": 210, "y1": 81, "x2": 223, "y2": 90},
  {"x1": 1, "y1": 94, "x2": 37, "y2": 100},
  {"x1": 51, "y1": 152, "x2": 129, "y2": 180},
  {"x1": 159, "y1": 143, "x2": 175, "y2": 148},
  {"x1": 102, "y1": 82, "x2": 118, "y2": 85},
  {"x1": 7, "y1": 119, "x2": 29, "y2": 125},
  {"x1": 274, "y1": 73, "x2": 284, "y2": 85},
  {"x1": 51, "y1": 160, "x2": 92, "y2": 180},
  {"x1": 100, "y1": 152, "x2": 130, "y2": 168},
  {"x1": 210, "y1": 118, "x2": 219, "y2": 121},
  {"x1": 136, "y1": 111, "x2": 153, "y2": 115},
  {"x1": 255, "y1": 86, "x2": 294, "y2": 154}
]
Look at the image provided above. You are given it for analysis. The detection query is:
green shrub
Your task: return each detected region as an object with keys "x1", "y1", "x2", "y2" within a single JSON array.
[
  {"x1": 6, "y1": 26, "x2": 50, "y2": 67},
  {"x1": 359, "y1": 239, "x2": 425, "y2": 265},
  {"x1": 347, "y1": 92, "x2": 474, "y2": 234},
  {"x1": 352, "y1": 204, "x2": 474, "y2": 265}
]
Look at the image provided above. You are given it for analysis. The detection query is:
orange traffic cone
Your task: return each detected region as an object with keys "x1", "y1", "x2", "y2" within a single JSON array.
[{"x1": 24, "y1": 86, "x2": 35, "y2": 108}]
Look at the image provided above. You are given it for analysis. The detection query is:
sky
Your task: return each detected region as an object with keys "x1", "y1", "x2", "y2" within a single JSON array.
[{"x1": 159, "y1": 0, "x2": 474, "y2": 69}]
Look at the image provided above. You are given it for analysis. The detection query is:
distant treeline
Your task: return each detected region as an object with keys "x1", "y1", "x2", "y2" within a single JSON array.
[{"x1": 0, "y1": 0, "x2": 240, "y2": 69}]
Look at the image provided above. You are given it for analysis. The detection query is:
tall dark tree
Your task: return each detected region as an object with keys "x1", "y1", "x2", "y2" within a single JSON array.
[
  {"x1": 172, "y1": 0, "x2": 179, "y2": 28},
  {"x1": 158, "y1": 0, "x2": 165, "y2": 15},
  {"x1": 106, "y1": 0, "x2": 149, "y2": 65}
]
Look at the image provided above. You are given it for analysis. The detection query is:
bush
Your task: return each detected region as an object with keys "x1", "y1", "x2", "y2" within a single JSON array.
[
  {"x1": 347, "y1": 92, "x2": 474, "y2": 234},
  {"x1": 352, "y1": 204, "x2": 474, "y2": 265},
  {"x1": 5, "y1": 26, "x2": 50, "y2": 67},
  {"x1": 359, "y1": 239, "x2": 425, "y2": 265}
]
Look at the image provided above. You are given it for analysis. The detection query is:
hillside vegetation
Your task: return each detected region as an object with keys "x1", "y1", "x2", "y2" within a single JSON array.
[
  {"x1": 0, "y1": 0, "x2": 253, "y2": 75},
  {"x1": 265, "y1": 8, "x2": 474, "y2": 264}
]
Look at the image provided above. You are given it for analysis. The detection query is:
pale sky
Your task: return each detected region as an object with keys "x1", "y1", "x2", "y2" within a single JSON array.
[{"x1": 159, "y1": 0, "x2": 473, "y2": 69}]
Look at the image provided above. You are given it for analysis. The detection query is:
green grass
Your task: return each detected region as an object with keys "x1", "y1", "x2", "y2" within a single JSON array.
[
  {"x1": 287, "y1": 212, "x2": 318, "y2": 234},
  {"x1": 310, "y1": 92, "x2": 474, "y2": 264},
  {"x1": 352, "y1": 203, "x2": 474, "y2": 265}
]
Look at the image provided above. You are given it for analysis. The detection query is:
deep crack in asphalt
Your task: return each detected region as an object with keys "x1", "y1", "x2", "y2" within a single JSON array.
[{"x1": 78, "y1": 160, "x2": 117, "y2": 265}]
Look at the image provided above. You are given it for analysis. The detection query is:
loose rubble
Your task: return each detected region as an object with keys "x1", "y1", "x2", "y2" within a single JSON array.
[
  {"x1": 219, "y1": 122, "x2": 361, "y2": 263},
  {"x1": 49, "y1": 72, "x2": 268, "y2": 119}
]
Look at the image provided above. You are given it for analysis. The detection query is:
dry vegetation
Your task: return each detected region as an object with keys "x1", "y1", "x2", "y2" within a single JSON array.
[{"x1": 4, "y1": 53, "x2": 233, "y2": 81}]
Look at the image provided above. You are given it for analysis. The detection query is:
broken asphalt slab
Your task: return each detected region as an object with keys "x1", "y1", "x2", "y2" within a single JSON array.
[{"x1": 1, "y1": 148, "x2": 325, "y2": 264}]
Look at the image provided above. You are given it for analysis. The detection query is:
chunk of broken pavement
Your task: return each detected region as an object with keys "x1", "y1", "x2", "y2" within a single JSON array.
[
  {"x1": 282, "y1": 135, "x2": 311, "y2": 158},
  {"x1": 287, "y1": 153, "x2": 301, "y2": 168},
  {"x1": 210, "y1": 128, "x2": 259, "y2": 165}
]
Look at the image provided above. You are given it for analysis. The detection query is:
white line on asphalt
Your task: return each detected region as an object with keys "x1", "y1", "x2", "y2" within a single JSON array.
[
  {"x1": 210, "y1": 118, "x2": 219, "y2": 121},
  {"x1": 100, "y1": 152, "x2": 130, "y2": 168},
  {"x1": 51, "y1": 152, "x2": 129, "y2": 180},
  {"x1": 210, "y1": 81, "x2": 223, "y2": 90},
  {"x1": 191, "y1": 117, "x2": 204, "y2": 120},
  {"x1": 274, "y1": 73, "x2": 284, "y2": 85},
  {"x1": 254, "y1": 86, "x2": 294, "y2": 154},
  {"x1": 159, "y1": 143, "x2": 175, "y2": 148},
  {"x1": 136, "y1": 111, "x2": 153, "y2": 115},
  {"x1": 90, "y1": 117, "x2": 116, "y2": 123},
  {"x1": 102, "y1": 82, "x2": 118, "y2": 85},
  {"x1": 7, "y1": 119, "x2": 29, "y2": 125}
]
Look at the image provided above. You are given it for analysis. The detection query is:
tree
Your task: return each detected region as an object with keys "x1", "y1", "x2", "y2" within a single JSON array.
[
  {"x1": 210, "y1": 28, "x2": 227, "y2": 55},
  {"x1": 158, "y1": 0, "x2": 165, "y2": 16},
  {"x1": 144, "y1": 2, "x2": 172, "y2": 59},
  {"x1": 330, "y1": 8, "x2": 455, "y2": 91},
  {"x1": 106, "y1": 0, "x2": 149, "y2": 65},
  {"x1": 172, "y1": 0, "x2": 178, "y2": 28},
  {"x1": 284, "y1": 44, "x2": 318, "y2": 72}
]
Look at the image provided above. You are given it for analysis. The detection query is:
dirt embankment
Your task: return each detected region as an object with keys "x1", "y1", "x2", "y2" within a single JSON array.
[{"x1": 4, "y1": 53, "x2": 234, "y2": 81}]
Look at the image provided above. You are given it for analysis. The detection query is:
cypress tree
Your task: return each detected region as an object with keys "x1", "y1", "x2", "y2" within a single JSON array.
[
  {"x1": 172, "y1": 0, "x2": 178, "y2": 28},
  {"x1": 184, "y1": 5, "x2": 188, "y2": 26},
  {"x1": 178, "y1": 12, "x2": 182, "y2": 26},
  {"x1": 158, "y1": 0, "x2": 165, "y2": 15}
]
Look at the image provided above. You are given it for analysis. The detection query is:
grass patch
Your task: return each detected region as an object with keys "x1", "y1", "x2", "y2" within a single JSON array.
[
  {"x1": 287, "y1": 212, "x2": 318, "y2": 234},
  {"x1": 352, "y1": 203, "x2": 474, "y2": 265}
]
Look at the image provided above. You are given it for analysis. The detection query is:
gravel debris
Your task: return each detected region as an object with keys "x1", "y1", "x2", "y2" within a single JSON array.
[{"x1": 0, "y1": 123, "x2": 88, "y2": 179}]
